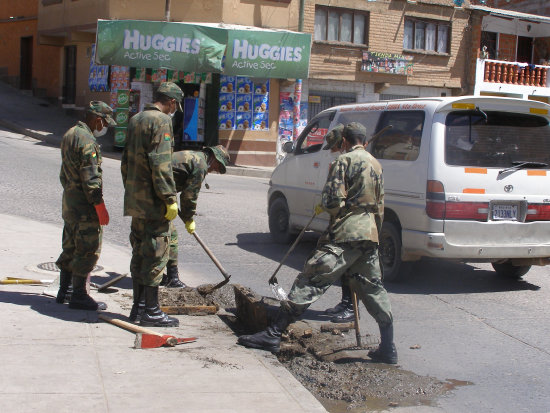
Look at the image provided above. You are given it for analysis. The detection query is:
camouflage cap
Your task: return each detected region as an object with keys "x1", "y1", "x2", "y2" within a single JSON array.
[
  {"x1": 206, "y1": 145, "x2": 230, "y2": 174},
  {"x1": 157, "y1": 82, "x2": 184, "y2": 111},
  {"x1": 87, "y1": 101, "x2": 116, "y2": 126},
  {"x1": 343, "y1": 122, "x2": 367, "y2": 144},
  {"x1": 322, "y1": 124, "x2": 345, "y2": 150}
]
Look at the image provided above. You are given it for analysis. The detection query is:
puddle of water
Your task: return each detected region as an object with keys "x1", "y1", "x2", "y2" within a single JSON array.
[{"x1": 316, "y1": 377, "x2": 472, "y2": 413}]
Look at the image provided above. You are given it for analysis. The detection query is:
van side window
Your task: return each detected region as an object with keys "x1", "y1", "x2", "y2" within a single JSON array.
[
  {"x1": 334, "y1": 112, "x2": 381, "y2": 140},
  {"x1": 445, "y1": 111, "x2": 550, "y2": 167},
  {"x1": 370, "y1": 111, "x2": 425, "y2": 161},
  {"x1": 295, "y1": 111, "x2": 335, "y2": 155}
]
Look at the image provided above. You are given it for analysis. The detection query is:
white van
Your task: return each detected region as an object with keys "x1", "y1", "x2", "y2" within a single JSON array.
[{"x1": 267, "y1": 96, "x2": 550, "y2": 281}]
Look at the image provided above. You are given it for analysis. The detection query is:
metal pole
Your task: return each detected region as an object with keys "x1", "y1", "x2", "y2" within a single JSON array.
[
  {"x1": 298, "y1": 0, "x2": 305, "y2": 32},
  {"x1": 165, "y1": 0, "x2": 171, "y2": 22}
]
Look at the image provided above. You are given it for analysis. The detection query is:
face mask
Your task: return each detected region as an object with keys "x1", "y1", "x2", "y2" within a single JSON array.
[
  {"x1": 93, "y1": 127, "x2": 107, "y2": 138},
  {"x1": 169, "y1": 111, "x2": 176, "y2": 119},
  {"x1": 93, "y1": 120, "x2": 107, "y2": 138}
]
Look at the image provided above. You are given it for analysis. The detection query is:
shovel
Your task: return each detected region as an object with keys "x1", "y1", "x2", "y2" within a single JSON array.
[
  {"x1": 191, "y1": 231, "x2": 232, "y2": 295},
  {"x1": 268, "y1": 212, "x2": 317, "y2": 301},
  {"x1": 98, "y1": 314, "x2": 197, "y2": 349}
]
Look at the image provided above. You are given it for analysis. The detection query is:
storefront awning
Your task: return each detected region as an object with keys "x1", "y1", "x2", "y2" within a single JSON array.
[{"x1": 95, "y1": 20, "x2": 311, "y2": 79}]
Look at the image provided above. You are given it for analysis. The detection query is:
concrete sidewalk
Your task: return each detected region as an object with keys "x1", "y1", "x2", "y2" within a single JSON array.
[
  {"x1": 0, "y1": 81, "x2": 274, "y2": 179},
  {"x1": 0, "y1": 213, "x2": 326, "y2": 413}
]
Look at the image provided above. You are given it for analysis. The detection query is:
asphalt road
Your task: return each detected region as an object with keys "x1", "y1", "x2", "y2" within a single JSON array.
[{"x1": 1, "y1": 130, "x2": 549, "y2": 413}]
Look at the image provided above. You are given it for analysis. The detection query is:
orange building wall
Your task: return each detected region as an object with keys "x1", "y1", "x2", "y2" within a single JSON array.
[{"x1": 0, "y1": 0, "x2": 61, "y2": 99}]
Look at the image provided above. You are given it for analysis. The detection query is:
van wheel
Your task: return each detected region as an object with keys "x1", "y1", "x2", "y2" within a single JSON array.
[
  {"x1": 379, "y1": 222, "x2": 411, "y2": 282},
  {"x1": 269, "y1": 198, "x2": 293, "y2": 244},
  {"x1": 491, "y1": 261, "x2": 531, "y2": 279}
]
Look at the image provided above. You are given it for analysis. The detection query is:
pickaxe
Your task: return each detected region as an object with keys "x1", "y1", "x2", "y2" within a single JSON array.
[{"x1": 98, "y1": 314, "x2": 197, "y2": 349}]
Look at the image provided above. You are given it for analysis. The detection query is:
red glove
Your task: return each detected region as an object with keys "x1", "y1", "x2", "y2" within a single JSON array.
[{"x1": 94, "y1": 202, "x2": 110, "y2": 226}]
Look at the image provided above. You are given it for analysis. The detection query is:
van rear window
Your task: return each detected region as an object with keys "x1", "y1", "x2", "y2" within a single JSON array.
[{"x1": 445, "y1": 111, "x2": 550, "y2": 167}]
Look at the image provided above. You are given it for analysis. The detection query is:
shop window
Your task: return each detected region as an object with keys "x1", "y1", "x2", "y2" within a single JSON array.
[
  {"x1": 404, "y1": 18, "x2": 449, "y2": 54},
  {"x1": 314, "y1": 6, "x2": 368, "y2": 45}
]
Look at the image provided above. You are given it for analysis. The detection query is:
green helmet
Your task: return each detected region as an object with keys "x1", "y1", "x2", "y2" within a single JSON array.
[
  {"x1": 343, "y1": 122, "x2": 367, "y2": 144},
  {"x1": 87, "y1": 101, "x2": 116, "y2": 126},
  {"x1": 322, "y1": 124, "x2": 345, "y2": 150},
  {"x1": 206, "y1": 145, "x2": 230, "y2": 174},
  {"x1": 157, "y1": 82, "x2": 184, "y2": 111}
]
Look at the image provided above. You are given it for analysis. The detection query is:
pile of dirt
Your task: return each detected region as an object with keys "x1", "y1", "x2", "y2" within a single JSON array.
[
  {"x1": 275, "y1": 321, "x2": 452, "y2": 412},
  {"x1": 158, "y1": 283, "x2": 236, "y2": 310}
]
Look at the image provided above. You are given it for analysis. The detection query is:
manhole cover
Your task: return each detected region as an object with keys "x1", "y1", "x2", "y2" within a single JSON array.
[{"x1": 36, "y1": 262, "x2": 103, "y2": 273}]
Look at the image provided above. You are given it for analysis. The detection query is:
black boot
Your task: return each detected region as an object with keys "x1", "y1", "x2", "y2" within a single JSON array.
[
  {"x1": 56, "y1": 270, "x2": 72, "y2": 304},
  {"x1": 368, "y1": 323, "x2": 398, "y2": 364},
  {"x1": 69, "y1": 276, "x2": 107, "y2": 311},
  {"x1": 330, "y1": 303, "x2": 355, "y2": 323},
  {"x1": 128, "y1": 279, "x2": 145, "y2": 324},
  {"x1": 237, "y1": 309, "x2": 292, "y2": 353},
  {"x1": 325, "y1": 284, "x2": 352, "y2": 315},
  {"x1": 140, "y1": 285, "x2": 179, "y2": 327},
  {"x1": 163, "y1": 265, "x2": 186, "y2": 288}
]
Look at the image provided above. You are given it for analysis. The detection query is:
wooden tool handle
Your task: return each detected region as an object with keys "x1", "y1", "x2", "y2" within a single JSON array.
[
  {"x1": 98, "y1": 314, "x2": 163, "y2": 337},
  {"x1": 192, "y1": 231, "x2": 230, "y2": 279},
  {"x1": 1, "y1": 279, "x2": 44, "y2": 284},
  {"x1": 352, "y1": 291, "x2": 362, "y2": 347},
  {"x1": 269, "y1": 212, "x2": 316, "y2": 284}
]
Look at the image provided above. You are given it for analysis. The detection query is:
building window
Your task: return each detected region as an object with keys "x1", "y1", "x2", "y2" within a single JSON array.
[
  {"x1": 480, "y1": 31, "x2": 498, "y2": 59},
  {"x1": 404, "y1": 18, "x2": 449, "y2": 54},
  {"x1": 314, "y1": 7, "x2": 368, "y2": 45}
]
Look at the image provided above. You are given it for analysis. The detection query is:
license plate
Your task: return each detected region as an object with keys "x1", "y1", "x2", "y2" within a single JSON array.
[{"x1": 492, "y1": 204, "x2": 517, "y2": 221}]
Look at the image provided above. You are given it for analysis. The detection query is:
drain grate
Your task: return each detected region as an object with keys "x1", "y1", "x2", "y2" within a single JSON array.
[{"x1": 37, "y1": 262, "x2": 103, "y2": 273}]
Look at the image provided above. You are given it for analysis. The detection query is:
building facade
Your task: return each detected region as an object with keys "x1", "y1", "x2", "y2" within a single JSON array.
[
  {"x1": 0, "y1": 0, "x2": 60, "y2": 99},
  {"x1": 2, "y1": 1, "x2": 548, "y2": 166},
  {"x1": 466, "y1": 4, "x2": 550, "y2": 102}
]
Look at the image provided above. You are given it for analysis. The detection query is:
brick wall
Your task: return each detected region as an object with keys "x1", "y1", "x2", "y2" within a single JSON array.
[
  {"x1": 304, "y1": 1, "x2": 471, "y2": 91},
  {"x1": 498, "y1": 33, "x2": 517, "y2": 61}
]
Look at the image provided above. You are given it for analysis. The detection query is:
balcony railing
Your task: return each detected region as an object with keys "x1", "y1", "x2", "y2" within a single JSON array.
[
  {"x1": 475, "y1": 58, "x2": 550, "y2": 99},
  {"x1": 483, "y1": 60, "x2": 548, "y2": 87}
]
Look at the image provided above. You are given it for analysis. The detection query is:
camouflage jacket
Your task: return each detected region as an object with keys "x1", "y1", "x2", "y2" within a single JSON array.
[
  {"x1": 321, "y1": 145, "x2": 384, "y2": 244},
  {"x1": 59, "y1": 121, "x2": 104, "y2": 222},
  {"x1": 171, "y1": 150, "x2": 208, "y2": 222},
  {"x1": 121, "y1": 104, "x2": 177, "y2": 220}
]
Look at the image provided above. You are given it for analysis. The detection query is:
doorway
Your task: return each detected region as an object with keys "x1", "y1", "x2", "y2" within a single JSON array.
[
  {"x1": 63, "y1": 45, "x2": 77, "y2": 104},
  {"x1": 517, "y1": 36, "x2": 533, "y2": 64},
  {"x1": 20, "y1": 36, "x2": 33, "y2": 90}
]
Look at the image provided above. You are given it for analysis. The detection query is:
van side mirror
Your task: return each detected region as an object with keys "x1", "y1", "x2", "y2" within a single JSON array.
[{"x1": 282, "y1": 140, "x2": 294, "y2": 153}]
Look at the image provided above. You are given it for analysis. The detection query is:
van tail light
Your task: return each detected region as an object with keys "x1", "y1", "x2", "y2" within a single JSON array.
[
  {"x1": 426, "y1": 180, "x2": 445, "y2": 219},
  {"x1": 526, "y1": 204, "x2": 550, "y2": 221},
  {"x1": 426, "y1": 180, "x2": 489, "y2": 220},
  {"x1": 446, "y1": 202, "x2": 489, "y2": 220}
]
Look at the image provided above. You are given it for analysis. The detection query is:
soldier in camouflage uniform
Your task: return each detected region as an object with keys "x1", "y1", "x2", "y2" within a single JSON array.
[
  {"x1": 56, "y1": 101, "x2": 115, "y2": 311},
  {"x1": 161, "y1": 145, "x2": 230, "y2": 288},
  {"x1": 318, "y1": 124, "x2": 356, "y2": 323},
  {"x1": 121, "y1": 82, "x2": 183, "y2": 327},
  {"x1": 238, "y1": 122, "x2": 398, "y2": 364}
]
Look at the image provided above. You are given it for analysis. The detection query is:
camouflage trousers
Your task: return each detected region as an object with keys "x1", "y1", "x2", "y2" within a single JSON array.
[
  {"x1": 129, "y1": 218, "x2": 171, "y2": 286},
  {"x1": 283, "y1": 241, "x2": 393, "y2": 327},
  {"x1": 167, "y1": 222, "x2": 178, "y2": 267},
  {"x1": 56, "y1": 219, "x2": 102, "y2": 279}
]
